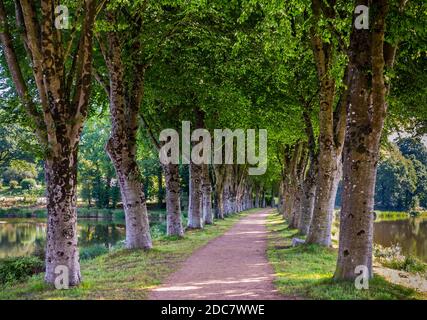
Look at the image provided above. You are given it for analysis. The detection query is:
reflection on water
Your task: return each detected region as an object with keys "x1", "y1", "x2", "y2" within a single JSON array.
[
  {"x1": 374, "y1": 216, "x2": 427, "y2": 262},
  {"x1": 2, "y1": 215, "x2": 426, "y2": 262},
  {"x1": 0, "y1": 218, "x2": 125, "y2": 259}
]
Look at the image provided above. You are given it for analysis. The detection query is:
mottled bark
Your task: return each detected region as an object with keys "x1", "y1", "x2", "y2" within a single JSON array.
[
  {"x1": 0, "y1": 0, "x2": 97, "y2": 286},
  {"x1": 305, "y1": 0, "x2": 347, "y2": 246},
  {"x1": 44, "y1": 148, "x2": 81, "y2": 285},
  {"x1": 255, "y1": 185, "x2": 261, "y2": 208},
  {"x1": 334, "y1": 0, "x2": 391, "y2": 280},
  {"x1": 278, "y1": 180, "x2": 285, "y2": 215},
  {"x1": 306, "y1": 33, "x2": 336, "y2": 245},
  {"x1": 188, "y1": 161, "x2": 203, "y2": 228},
  {"x1": 261, "y1": 191, "x2": 266, "y2": 208},
  {"x1": 298, "y1": 160, "x2": 317, "y2": 235},
  {"x1": 110, "y1": 159, "x2": 152, "y2": 249},
  {"x1": 157, "y1": 168, "x2": 164, "y2": 209},
  {"x1": 104, "y1": 11, "x2": 152, "y2": 249},
  {"x1": 222, "y1": 165, "x2": 234, "y2": 216},
  {"x1": 214, "y1": 165, "x2": 225, "y2": 219},
  {"x1": 270, "y1": 188, "x2": 276, "y2": 208},
  {"x1": 201, "y1": 164, "x2": 213, "y2": 225},
  {"x1": 163, "y1": 163, "x2": 184, "y2": 237}
]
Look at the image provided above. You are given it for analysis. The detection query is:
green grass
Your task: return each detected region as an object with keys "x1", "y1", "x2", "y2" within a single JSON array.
[
  {"x1": 267, "y1": 212, "x2": 426, "y2": 300},
  {"x1": 382, "y1": 255, "x2": 427, "y2": 274},
  {"x1": 0, "y1": 209, "x2": 254, "y2": 300},
  {"x1": 0, "y1": 186, "x2": 44, "y2": 197}
]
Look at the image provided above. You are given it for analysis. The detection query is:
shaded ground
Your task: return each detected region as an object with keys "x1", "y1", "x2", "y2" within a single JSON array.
[
  {"x1": 149, "y1": 209, "x2": 288, "y2": 300},
  {"x1": 0, "y1": 212, "x2": 249, "y2": 300}
]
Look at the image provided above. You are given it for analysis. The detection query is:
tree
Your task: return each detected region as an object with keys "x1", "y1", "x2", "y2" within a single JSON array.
[
  {"x1": 375, "y1": 146, "x2": 417, "y2": 211},
  {"x1": 334, "y1": 0, "x2": 423, "y2": 281},
  {"x1": 0, "y1": 0, "x2": 98, "y2": 285}
]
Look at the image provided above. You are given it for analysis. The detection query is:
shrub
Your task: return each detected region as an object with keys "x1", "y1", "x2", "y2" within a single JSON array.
[
  {"x1": 0, "y1": 179, "x2": 3, "y2": 189},
  {"x1": 80, "y1": 245, "x2": 109, "y2": 260},
  {"x1": 384, "y1": 255, "x2": 427, "y2": 273},
  {"x1": 9, "y1": 180, "x2": 19, "y2": 190},
  {"x1": 374, "y1": 244, "x2": 427, "y2": 273},
  {"x1": 0, "y1": 256, "x2": 44, "y2": 285},
  {"x1": 1, "y1": 160, "x2": 37, "y2": 184},
  {"x1": 20, "y1": 178, "x2": 37, "y2": 190}
]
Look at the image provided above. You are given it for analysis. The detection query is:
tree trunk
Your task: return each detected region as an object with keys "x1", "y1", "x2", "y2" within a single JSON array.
[
  {"x1": 298, "y1": 160, "x2": 317, "y2": 235},
  {"x1": 163, "y1": 163, "x2": 184, "y2": 237},
  {"x1": 0, "y1": 0, "x2": 97, "y2": 286},
  {"x1": 44, "y1": 150, "x2": 81, "y2": 286},
  {"x1": 104, "y1": 12, "x2": 152, "y2": 250},
  {"x1": 255, "y1": 186, "x2": 260, "y2": 208},
  {"x1": 107, "y1": 146, "x2": 152, "y2": 249},
  {"x1": 157, "y1": 168, "x2": 164, "y2": 209},
  {"x1": 270, "y1": 188, "x2": 275, "y2": 208},
  {"x1": 278, "y1": 180, "x2": 285, "y2": 215},
  {"x1": 307, "y1": 156, "x2": 341, "y2": 246},
  {"x1": 223, "y1": 165, "x2": 234, "y2": 216},
  {"x1": 334, "y1": 0, "x2": 390, "y2": 280},
  {"x1": 288, "y1": 185, "x2": 301, "y2": 229},
  {"x1": 188, "y1": 161, "x2": 203, "y2": 228},
  {"x1": 261, "y1": 191, "x2": 266, "y2": 208},
  {"x1": 202, "y1": 164, "x2": 213, "y2": 224},
  {"x1": 214, "y1": 165, "x2": 225, "y2": 219},
  {"x1": 215, "y1": 192, "x2": 224, "y2": 219}
]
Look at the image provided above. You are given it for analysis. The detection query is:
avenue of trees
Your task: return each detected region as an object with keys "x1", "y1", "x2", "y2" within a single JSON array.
[{"x1": 0, "y1": 0, "x2": 426, "y2": 286}]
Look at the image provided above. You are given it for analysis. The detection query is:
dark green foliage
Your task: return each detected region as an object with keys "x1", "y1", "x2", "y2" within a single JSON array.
[
  {"x1": 8, "y1": 180, "x2": 18, "y2": 190},
  {"x1": 375, "y1": 147, "x2": 417, "y2": 211},
  {"x1": 20, "y1": 178, "x2": 37, "y2": 190},
  {"x1": 80, "y1": 245, "x2": 109, "y2": 261},
  {"x1": 0, "y1": 256, "x2": 44, "y2": 285}
]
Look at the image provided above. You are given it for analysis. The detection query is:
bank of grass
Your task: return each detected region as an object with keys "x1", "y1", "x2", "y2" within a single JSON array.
[
  {"x1": 0, "y1": 209, "x2": 254, "y2": 300},
  {"x1": 375, "y1": 211, "x2": 417, "y2": 220},
  {"x1": 267, "y1": 212, "x2": 426, "y2": 300}
]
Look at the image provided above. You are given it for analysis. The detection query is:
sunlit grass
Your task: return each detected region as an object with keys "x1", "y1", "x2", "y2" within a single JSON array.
[
  {"x1": 0, "y1": 210, "x2": 254, "y2": 300},
  {"x1": 267, "y1": 211, "x2": 426, "y2": 300}
]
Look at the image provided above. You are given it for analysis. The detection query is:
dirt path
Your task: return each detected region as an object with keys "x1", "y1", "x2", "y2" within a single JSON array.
[{"x1": 149, "y1": 209, "x2": 287, "y2": 300}]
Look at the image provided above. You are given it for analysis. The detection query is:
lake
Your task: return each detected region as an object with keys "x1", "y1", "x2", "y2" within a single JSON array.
[
  {"x1": 1, "y1": 215, "x2": 426, "y2": 262},
  {"x1": 0, "y1": 218, "x2": 125, "y2": 259},
  {"x1": 374, "y1": 215, "x2": 427, "y2": 262}
]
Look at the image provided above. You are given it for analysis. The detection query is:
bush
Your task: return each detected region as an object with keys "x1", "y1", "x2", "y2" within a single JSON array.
[
  {"x1": 0, "y1": 179, "x2": 3, "y2": 189},
  {"x1": 384, "y1": 255, "x2": 427, "y2": 273},
  {"x1": 20, "y1": 178, "x2": 37, "y2": 190},
  {"x1": 1, "y1": 160, "x2": 37, "y2": 184},
  {"x1": 374, "y1": 244, "x2": 427, "y2": 273},
  {"x1": 0, "y1": 256, "x2": 44, "y2": 285},
  {"x1": 9, "y1": 180, "x2": 19, "y2": 190},
  {"x1": 80, "y1": 245, "x2": 109, "y2": 260}
]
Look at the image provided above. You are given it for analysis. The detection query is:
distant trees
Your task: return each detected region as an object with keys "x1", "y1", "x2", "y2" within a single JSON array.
[
  {"x1": 0, "y1": 0, "x2": 425, "y2": 289},
  {"x1": 2, "y1": 160, "x2": 37, "y2": 184},
  {"x1": 374, "y1": 138, "x2": 427, "y2": 212},
  {"x1": 375, "y1": 146, "x2": 417, "y2": 211}
]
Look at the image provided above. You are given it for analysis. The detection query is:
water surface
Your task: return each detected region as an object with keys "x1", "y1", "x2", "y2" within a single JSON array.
[{"x1": 0, "y1": 218, "x2": 125, "y2": 259}]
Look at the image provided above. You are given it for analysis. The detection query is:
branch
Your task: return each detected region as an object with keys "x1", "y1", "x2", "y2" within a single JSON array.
[
  {"x1": 71, "y1": 0, "x2": 97, "y2": 121},
  {"x1": 0, "y1": 0, "x2": 47, "y2": 144},
  {"x1": 140, "y1": 114, "x2": 161, "y2": 150},
  {"x1": 93, "y1": 67, "x2": 110, "y2": 98}
]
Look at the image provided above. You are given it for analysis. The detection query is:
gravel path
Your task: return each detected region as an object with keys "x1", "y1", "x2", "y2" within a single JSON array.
[{"x1": 148, "y1": 209, "x2": 286, "y2": 300}]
